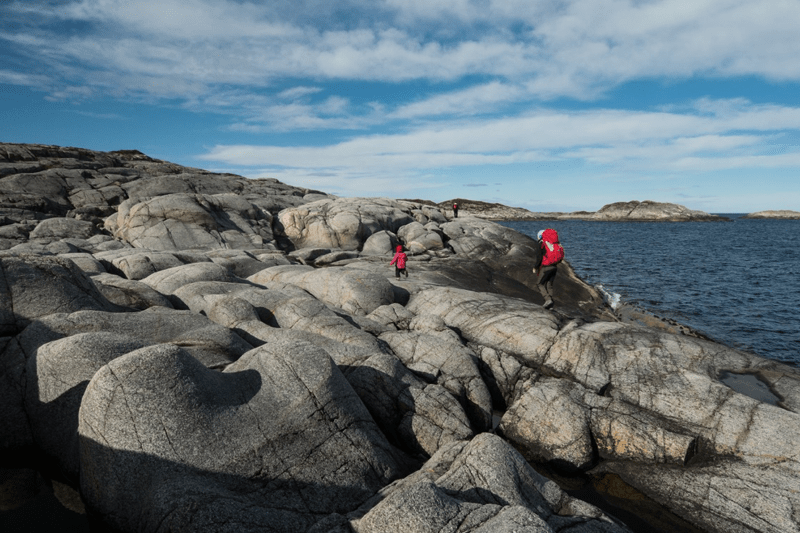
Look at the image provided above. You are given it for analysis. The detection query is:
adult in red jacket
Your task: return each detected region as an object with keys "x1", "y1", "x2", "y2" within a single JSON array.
[{"x1": 533, "y1": 229, "x2": 564, "y2": 309}]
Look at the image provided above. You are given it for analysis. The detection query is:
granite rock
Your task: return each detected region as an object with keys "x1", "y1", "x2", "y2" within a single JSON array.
[{"x1": 1, "y1": 142, "x2": 797, "y2": 533}]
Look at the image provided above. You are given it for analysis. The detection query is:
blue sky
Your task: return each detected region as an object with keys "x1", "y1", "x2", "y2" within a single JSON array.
[{"x1": 2, "y1": 0, "x2": 800, "y2": 213}]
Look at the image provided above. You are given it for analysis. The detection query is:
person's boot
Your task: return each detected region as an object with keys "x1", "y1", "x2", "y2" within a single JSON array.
[{"x1": 543, "y1": 298, "x2": 554, "y2": 309}]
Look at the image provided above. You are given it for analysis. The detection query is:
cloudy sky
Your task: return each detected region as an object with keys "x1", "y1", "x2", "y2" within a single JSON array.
[{"x1": 2, "y1": 0, "x2": 800, "y2": 212}]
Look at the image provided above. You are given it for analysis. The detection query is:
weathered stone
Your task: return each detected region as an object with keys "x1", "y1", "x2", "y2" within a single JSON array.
[
  {"x1": 0, "y1": 335, "x2": 30, "y2": 449},
  {"x1": 91, "y1": 273, "x2": 174, "y2": 310},
  {"x1": 141, "y1": 262, "x2": 241, "y2": 295},
  {"x1": 366, "y1": 303, "x2": 416, "y2": 331},
  {"x1": 15, "y1": 307, "x2": 252, "y2": 370},
  {"x1": 276, "y1": 197, "x2": 414, "y2": 250},
  {"x1": 406, "y1": 287, "x2": 559, "y2": 366},
  {"x1": 109, "y1": 251, "x2": 186, "y2": 280},
  {"x1": 29, "y1": 217, "x2": 97, "y2": 242},
  {"x1": 355, "y1": 433, "x2": 628, "y2": 532},
  {"x1": 313, "y1": 250, "x2": 360, "y2": 266},
  {"x1": 60, "y1": 252, "x2": 106, "y2": 275},
  {"x1": 0, "y1": 254, "x2": 118, "y2": 335},
  {"x1": 205, "y1": 249, "x2": 271, "y2": 278},
  {"x1": 498, "y1": 378, "x2": 595, "y2": 472},
  {"x1": 380, "y1": 331, "x2": 493, "y2": 432},
  {"x1": 397, "y1": 221, "x2": 443, "y2": 254},
  {"x1": 288, "y1": 247, "x2": 332, "y2": 265},
  {"x1": 4, "y1": 142, "x2": 799, "y2": 533},
  {"x1": 79, "y1": 341, "x2": 409, "y2": 533},
  {"x1": 107, "y1": 193, "x2": 274, "y2": 250},
  {"x1": 593, "y1": 460, "x2": 800, "y2": 533},
  {"x1": 361, "y1": 230, "x2": 399, "y2": 256},
  {"x1": 470, "y1": 343, "x2": 538, "y2": 409},
  {"x1": 340, "y1": 350, "x2": 473, "y2": 457},
  {"x1": 588, "y1": 396, "x2": 698, "y2": 466},
  {"x1": 25, "y1": 332, "x2": 148, "y2": 479},
  {"x1": 249, "y1": 265, "x2": 395, "y2": 316},
  {"x1": 172, "y1": 281, "x2": 383, "y2": 351}
]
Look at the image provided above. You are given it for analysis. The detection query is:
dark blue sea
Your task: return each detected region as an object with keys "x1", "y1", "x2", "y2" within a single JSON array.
[{"x1": 499, "y1": 217, "x2": 800, "y2": 367}]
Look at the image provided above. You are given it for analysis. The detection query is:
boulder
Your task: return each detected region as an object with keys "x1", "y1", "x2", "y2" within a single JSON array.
[
  {"x1": 141, "y1": 262, "x2": 241, "y2": 295},
  {"x1": 0, "y1": 254, "x2": 118, "y2": 335},
  {"x1": 171, "y1": 281, "x2": 383, "y2": 351},
  {"x1": 397, "y1": 221, "x2": 443, "y2": 254},
  {"x1": 14, "y1": 307, "x2": 252, "y2": 370},
  {"x1": 354, "y1": 433, "x2": 629, "y2": 532},
  {"x1": 498, "y1": 378, "x2": 595, "y2": 472},
  {"x1": 106, "y1": 250, "x2": 189, "y2": 280},
  {"x1": 361, "y1": 230, "x2": 399, "y2": 256},
  {"x1": 379, "y1": 331, "x2": 493, "y2": 432},
  {"x1": 78, "y1": 341, "x2": 409, "y2": 532},
  {"x1": 205, "y1": 249, "x2": 271, "y2": 278},
  {"x1": 366, "y1": 303, "x2": 416, "y2": 331},
  {"x1": 592, "y1": 460, "x2": 800, "y2": 533},
  {"x1": 406, "y1": 287, "x2": 559, "y2": 366},
  {"x1": 29, "y1": 217, "x2": 97, "y2": 242},
  {"x1": 471, "y1": 343, "x2": 538, "y2": 409},
  {"x1": 91, "y1": 273, "x2": 174, "y2": 310},
  {"x1": 276, "y1": 197, "x2": 414, "y2": 250},
  {"x1": 340, "y1": 351, "x2": 473, "y2": 457},
  {"x1": 60, "y1": 252, "x2": 106, "y2": 275},
  {"x1": 107, "y1": 193, "x2": 274, "y2": 250},
  {"x1": 24, "y1": 332, "x2": 148, "y2": 479},
  {"x1": 248, "y1": 265, "x2": 395, "y2": 316}
]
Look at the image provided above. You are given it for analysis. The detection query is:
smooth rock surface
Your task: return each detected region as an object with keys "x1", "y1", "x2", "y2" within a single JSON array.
[{"x1": 1, "y1": 142, "x2": 797, "y2": 533}]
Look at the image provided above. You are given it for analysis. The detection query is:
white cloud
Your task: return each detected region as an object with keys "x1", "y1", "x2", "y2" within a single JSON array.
[
  {"x1": 200, "y1": 100, "x2": 800, "y2": 187},
  {"x1": 6, "y1": 0, "x2": 800, "y2": 106},
  {"x1": 278, "y1": 86, "x2": 323, "y2": 100},
  {"x1": 390, "y1": 82, "x2": 525, "y2": 118},
  {"x1": 0, "y1": 69, "x2": 51, "y2": 87}
]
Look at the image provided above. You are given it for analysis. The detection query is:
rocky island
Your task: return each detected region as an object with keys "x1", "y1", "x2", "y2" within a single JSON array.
[
  {"x1": 439, "y1": 198, "x2": 728, "y2": 222},
  {"x1": 742, "y1": 210, "x2": 800, "y2": 219},
  {"x1": 1, "y1": 142, "x2": 799, "y2": 533}
]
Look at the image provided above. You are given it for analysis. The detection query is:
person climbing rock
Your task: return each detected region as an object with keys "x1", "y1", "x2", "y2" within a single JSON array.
[
  {"x1": 453, "y1": 202, "x2": 459, "y2": 218},
  {"x1": 533, "y1": 228, "x2": 564, "y2": 309},
  {"x1": 390, "y1": 245, "x2": 408, "y2": 279}
]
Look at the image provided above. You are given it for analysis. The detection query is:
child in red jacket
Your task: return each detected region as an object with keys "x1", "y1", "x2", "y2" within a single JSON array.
[{"x1": 390, "y1": 245, "x2": 408, "y2": 279}]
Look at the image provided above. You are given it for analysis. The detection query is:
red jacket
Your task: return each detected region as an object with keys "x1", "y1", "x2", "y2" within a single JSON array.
[
  {"x1": 540, "y1": 229, "x2": 564, "y2": 266},
  {"x1": 390, "y1": 251, "x2": 407, "y2": 269}
]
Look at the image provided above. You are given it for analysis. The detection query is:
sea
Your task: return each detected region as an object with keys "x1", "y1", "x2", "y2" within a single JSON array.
[{"x1": 499, "y1": 216, "x2": 800, "y2": 367}]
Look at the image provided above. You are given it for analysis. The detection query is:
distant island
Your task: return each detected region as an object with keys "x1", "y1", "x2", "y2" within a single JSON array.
[
  {"x1": 741, "y1": 210, "x2": 800, "y2": 219},
  {"x1": 425, "y1": 198, "x2": 730, "y2": 222}
]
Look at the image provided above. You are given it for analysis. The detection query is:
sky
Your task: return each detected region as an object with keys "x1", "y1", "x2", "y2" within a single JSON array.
[{"x1": 2, "y1": 0, "x2": 800, "y2": 213}]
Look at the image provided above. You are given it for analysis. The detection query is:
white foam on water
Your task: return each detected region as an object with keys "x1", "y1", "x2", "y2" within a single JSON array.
[{"x1": 596, "y1": 284, "x2": 621, "y2": 310}]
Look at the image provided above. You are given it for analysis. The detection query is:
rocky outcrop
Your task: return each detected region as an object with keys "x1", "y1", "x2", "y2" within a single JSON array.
[
  {"x1": 1, "y1": 142, "x2": 797, "y2": 533},
  {"x1": 584, "y1": 200, "x2": 726, "y2": 221},
  {"x1": 742, "y1": 209, "x2": 800, "y2": 219}
]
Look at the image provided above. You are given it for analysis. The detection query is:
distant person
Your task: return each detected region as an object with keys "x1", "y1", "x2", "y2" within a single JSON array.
[
  {"x1": 390, "y1": 245, "x2": 408, "y2": 279},
  {"x1": 453, "y1": 202, "x2": 459, "y2": 218},
  {"x1": 533, "y1": 228, "x2": 564, "y2": 309}
]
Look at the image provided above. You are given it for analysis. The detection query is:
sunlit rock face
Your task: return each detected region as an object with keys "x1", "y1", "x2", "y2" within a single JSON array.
[{"x1": 1, "y1": 142, "x2": 799, "y2": 533}]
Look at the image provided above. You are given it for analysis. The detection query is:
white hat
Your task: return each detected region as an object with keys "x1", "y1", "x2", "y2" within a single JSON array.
[{"x1": 537, "y1": 230, "x2": 544, "y2": 240}]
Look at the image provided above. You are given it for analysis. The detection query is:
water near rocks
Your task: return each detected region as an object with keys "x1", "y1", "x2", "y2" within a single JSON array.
[{"x1": 500, "y1": 216, "x2": 800, "y2": 366}]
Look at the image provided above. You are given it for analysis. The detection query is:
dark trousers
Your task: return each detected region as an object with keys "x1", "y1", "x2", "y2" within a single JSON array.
[
  {"x1": 395, "y1": 266, "x2": 408, "y2": 278},
  {"x1": 537, "y1": 265, "x2": 557, "y2": 301}
]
